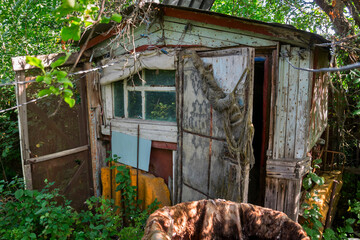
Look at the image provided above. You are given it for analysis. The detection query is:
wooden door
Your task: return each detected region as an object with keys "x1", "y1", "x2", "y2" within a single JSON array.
[
  {"x1": 16, "y1": 68, "x2": 93, "y2": 210},
  {"x1": 176, "y1": 48, "x2": 255, "y2": 203}
]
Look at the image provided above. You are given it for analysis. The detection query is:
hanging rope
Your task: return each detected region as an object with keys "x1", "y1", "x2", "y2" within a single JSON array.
[{"x1": 188, "y1": 50, "x2": 255, "y2": 201}]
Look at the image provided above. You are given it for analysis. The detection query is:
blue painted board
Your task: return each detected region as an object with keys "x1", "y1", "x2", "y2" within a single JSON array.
[{"x1": 111, "y1": 131, "x2": 151, "y2": 171}]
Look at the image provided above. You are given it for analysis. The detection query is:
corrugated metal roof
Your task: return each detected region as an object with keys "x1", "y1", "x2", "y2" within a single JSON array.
[{"x1": 162, "y1": 0, "x2": 215, "y2": 10}]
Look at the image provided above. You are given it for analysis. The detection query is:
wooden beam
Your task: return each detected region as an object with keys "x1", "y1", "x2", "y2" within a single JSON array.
[
  {"x1": 27, "y1": 145, "x2": 89, "y2": 164},
  {"x1": 15, "y1": 71, "x2": 33, "y2": 189},
  {"x1": 12, "y1": 52, "x2": 89, "y2": 71},
  {"x1": 85, "y1": 62, "x2": 102, "y2": 197}
]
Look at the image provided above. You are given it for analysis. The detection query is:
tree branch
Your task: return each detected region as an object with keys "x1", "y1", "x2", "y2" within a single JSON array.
[
  {"x1": 314, "y1": 0, "x2": 353, "y2": 36},
  {"x1": 69, "y1": 0, "x2": 106, "y2": 73},
  {"x1": 343, "y1": 0, "x2": 360, "y2": 28}
]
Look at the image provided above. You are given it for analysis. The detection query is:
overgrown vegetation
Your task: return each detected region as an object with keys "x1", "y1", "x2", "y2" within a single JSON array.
[
  {"x1": 323, "y1": 173, "x2": 360, "y2": 239},
  {"x1": 0, "y1": 160, "x2": 159, "y2": 240},
  {"x1": 1, "y1": 0, "x2": 360, "y2": 239},
  {"x1": 301, "y1": 159, "x2": 325, "y2": 239},
  {"x1": 300, "y1": 158, "x2": 360, "y2": 239}
]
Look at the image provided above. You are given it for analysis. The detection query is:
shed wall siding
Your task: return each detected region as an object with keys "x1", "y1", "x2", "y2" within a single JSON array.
[
  {"x1": 265, "y1": 45, "x2": 313, "y2": 221},
  {"x1": 92, "y1": 16, "x2": 277, "y2": 59},
  {"x1": 272, "y1": 45, "x2": 312, "y2": 160},
  {"x1": 308, "y1": 49, "x2": 329, "y2": 151}
]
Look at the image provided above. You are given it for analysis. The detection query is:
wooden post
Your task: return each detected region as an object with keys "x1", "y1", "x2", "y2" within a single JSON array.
[
  {"x1": 84, "y1": 62, "x2": 102, "y2": 197},
  {"x1": 15, "y1": 71, "x2": 33, "y2": 189}
]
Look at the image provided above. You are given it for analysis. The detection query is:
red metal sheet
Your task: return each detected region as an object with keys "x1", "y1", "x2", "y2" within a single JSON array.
[
  {"x1": 163, "y1": 7, "x2": 274, "y2": 37},
  {"x1": 152, "y1": 141, "x2": 177, "y2": 151},
  {"x1": 149, "y1": 147, "x2": 173, "y2": 185}
]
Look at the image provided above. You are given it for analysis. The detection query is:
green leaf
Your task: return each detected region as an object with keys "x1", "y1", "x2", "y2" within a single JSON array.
[
  {"x1": 58, "y1": 77, "x2": 73, "y2": 88},
  {"x1": 309, "y1": 172, "x2": 324, "y2": 185},
  {"x1": 25, "y1": 190, "x2": 34, "y2": 197},
  {"x1": 63, "y1": 89, "x2": 73, "y2": 98},
  {"x1": 64, "y1": 97, "x2": 75, "y2": 108},
  {"x1": 323, "y1": 228, "x2": 336, "y2": 240},
  {"x1": 101, "y1": 17, "x2": 111, "y2": 24},
  {"x1": 29, "y1": 233, "x2": 37, "y2": 239},
  {"x1": 111, "y1": 14, "x2": 122, "y2": 23},
  {"x1": 36, "y1": 76, "x2": 44, "y2": 82},
  {"x1": 51, "y1": 53, "x2": 71, "y2": 68},
  {"x1": 54, "y1": 71, "x2": 68, "y2": 79},
  {"x1": 313, "y1": 159, "x2": 322, "y2": 165},
  {"x1": 301, "y1": 202, "x2": 310, "y2": 208},
  {"x1": 49, "y1": 86, "x2": 60, "y2": 95},
  {"x1": 353, "y1": 109, "x2": 360, "y2": 115},
  {"x1": 44, "y1": 76, "x2": 52, "y2": 84},
  {"x1": 26, "y1": 56, "x2": 44, "y2": 70},
  {"x1": 303, "y1": 177, "x2": 312, "y2": 190},
  {"x1": 61, "y1": 0, "x2": 75, "y2": 9},
  {"x1": 344, "y1": 224, "x2": 354, "y2": 233},
  {"x1": 38, "y1": 89, "x2": 52, "y2": 97},
  {"x1": 346, "y1": 218, "x2": 356, "y2": 225},
  {"x1": 15, "y1": 189, "x2": 24, "y2": 199},
  {"x1": 61, "y1": 24, "x2": 81, "y2": 41}
]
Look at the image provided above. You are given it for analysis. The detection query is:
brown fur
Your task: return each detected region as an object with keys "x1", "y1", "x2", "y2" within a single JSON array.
[{"x1": 142, "y1": 199, "x2": 309, "y2": 240}]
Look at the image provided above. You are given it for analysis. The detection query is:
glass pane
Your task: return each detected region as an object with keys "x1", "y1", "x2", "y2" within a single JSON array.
[
  {"x1": 114, "y1": 81, "x2": 124, "y2": 117},
  {"x1": 145, "y1": 91, "x2": 176, "y2": 122},
  {"x1": 144, "y1": 69, "x2": 175, "y2": 86},
  {"x1": 128, "y1": 91, "x2": 142, "y2": 119},
  {"x1": 127, "y1": 72, "x2": 142, "y2": 87}
]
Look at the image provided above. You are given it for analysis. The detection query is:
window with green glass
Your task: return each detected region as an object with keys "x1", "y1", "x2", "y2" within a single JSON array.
[{"x1": 113, "y1": 69, "x2": 176, "y2": 122}]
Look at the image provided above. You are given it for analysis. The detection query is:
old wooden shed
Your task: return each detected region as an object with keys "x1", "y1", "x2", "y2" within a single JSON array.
[{"x1": 12, "y1": 3, "x2": 329, "y2": 220}]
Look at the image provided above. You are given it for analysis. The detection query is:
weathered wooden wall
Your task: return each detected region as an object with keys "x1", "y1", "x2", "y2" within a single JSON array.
[
  {"x1": 265, "y1": 45, "x2": 314, "y2": 221},
  {"x1": 177, "y1": 48, "x2": 254, "y2": 203},
  {"x1": 92, "y1": 15, "x2": 277, "y2": 59},
  {"x1": 308, "y1": 48, "x2": 329, "y2": 151},
  {"x1": 90, "y1": 8, "x2": 329, "y2": 220}
]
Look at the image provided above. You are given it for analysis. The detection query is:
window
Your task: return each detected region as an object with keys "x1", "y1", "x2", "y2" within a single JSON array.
[{"x1": 114, "y1": 69, "x2": 176, "y2": 122}]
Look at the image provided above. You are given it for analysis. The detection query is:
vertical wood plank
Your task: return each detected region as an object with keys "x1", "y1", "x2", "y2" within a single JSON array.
[
  {"x1": 23, "y1": 165, "x2": 33, "y2": 190},
  {"x1": 124, "y1": 79, "x2": 128, "y2": 118},
  {"x1": 285, "y1": 47, "x2": 300, "y2": 158},
  {"x1": 243, "y1": 48, "x2": 254, "y2": 203},
  {"x1": 16, "y1": 71, "x2": 32, "y2": 189},
  {"x1": 276, "y1": 178, "x2": 287, "y2": 212},
  {"x1": 295, "y1": 50, "x2": 311, "y2": 159},
  {"x1": 267, "y1": 48, "x2": 279, "y2": 159},
  {"x1": 176, "y1": 51, "x2": 184, "y2": 204},
  {"x1": 264, "y1": 177, "x2": 278, "y2": 210},
  {"x1": 273, "y1": 45, "x2": 290, "y2": 159},
  {"x1": 85, "y1": 62, "x2": 102, "y2": 196},
  {"x1": 103, "y1": 85, "x2": 113, "y2": 125}
]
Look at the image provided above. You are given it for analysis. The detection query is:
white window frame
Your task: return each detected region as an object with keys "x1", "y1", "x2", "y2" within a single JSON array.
[
  {"x1": 101, "y1": 69, "x2": 178, "y2": 143},
  {"x1": 123, "y1": 70, "x2": 176, "y2": 120}
]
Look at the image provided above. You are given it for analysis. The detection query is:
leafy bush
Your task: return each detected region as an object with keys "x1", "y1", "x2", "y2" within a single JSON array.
[
  {"x1": 323, "y1": 173, "x2": 360, "y2": 239},
  {"x1": 301, "y1": 159, "x2": 325, "y2": 239},
  {"x1": 0, "y1": 163, "x2": 160, "y2": 239}
]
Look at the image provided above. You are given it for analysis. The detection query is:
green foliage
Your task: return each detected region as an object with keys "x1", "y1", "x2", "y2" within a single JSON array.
[
  {"x1": 1, "y1": 165, "x2": 160, "y2": 239},
  {"x1": 55, "y1": 0, "x2": 123, "y2": 42},
  {"x1": 106, "y1": 154, "x2": 160, "y2": 230},
  {"x1": 149, "y1": 102, "x2": 176, "y2": 121},
  {"x1": 0, "y1": 0, "x2": 68, "y2": 181},
  {"x1": 300, "y1": 159, "x2": 325, "y2": 240},
  {"x1": 323, "y1": 173, "x2": 360, "y2": 240},
  {"x1": 301, "y1": 169, "x2": 360, "y2": 239},
  {"x1": 26, "y1": 53, "x2": 76, "y2": 107},
  {"x1": 211, "y1": 0, "x2": 332, "y2": 35},
  {"x1": 0, "y1": 178, "x2": 77, "y2": 239}
]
